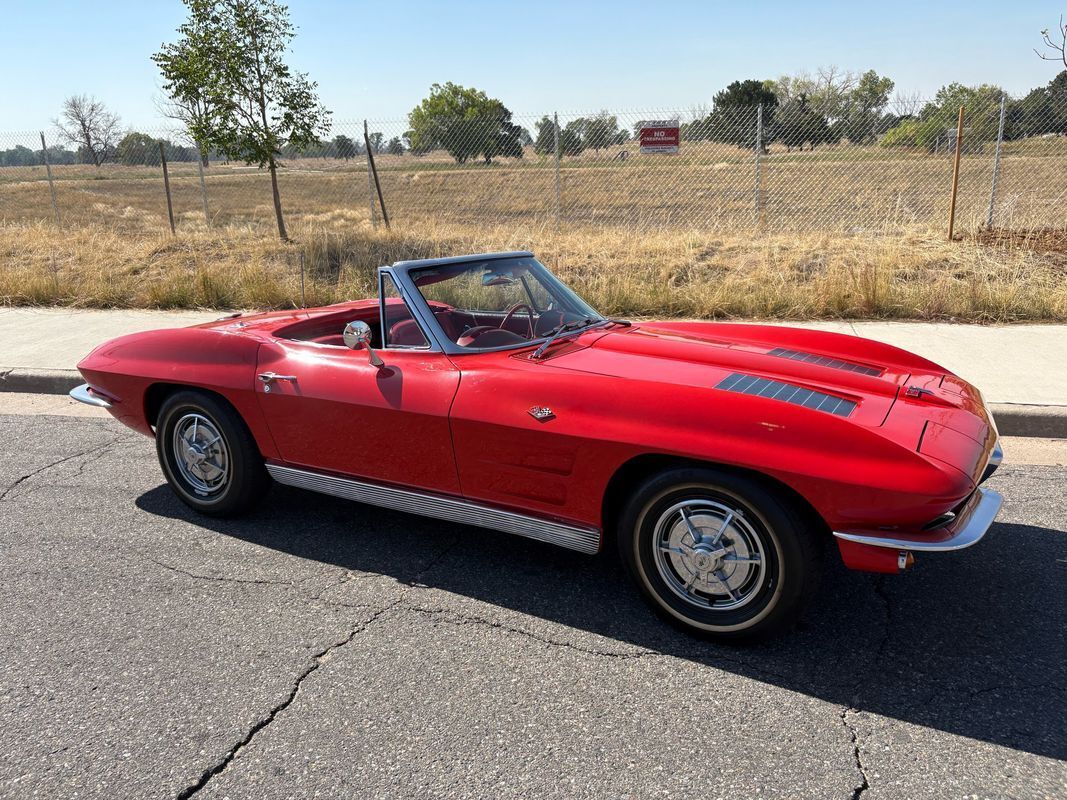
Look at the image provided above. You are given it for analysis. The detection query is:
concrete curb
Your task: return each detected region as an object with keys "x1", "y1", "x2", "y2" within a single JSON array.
[
  {"x1": 988, "y1": 404, "x2": 1067, "y2": 439},
  {"x1": 2, "y1": 368, "x2": 1065, "y2": 439},
  {"x1": 0, "y1": 368, "x2": 83, "y2": 396}
]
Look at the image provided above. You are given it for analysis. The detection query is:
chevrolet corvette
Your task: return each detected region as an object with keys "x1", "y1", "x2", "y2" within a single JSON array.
[{"x1": 71, "y1": 251, "x2": 1003, "y2": 640}]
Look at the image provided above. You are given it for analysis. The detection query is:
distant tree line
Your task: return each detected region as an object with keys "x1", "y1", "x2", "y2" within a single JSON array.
[{"x1": 679, "y1": 67, "x2": 1067, "y2": 153}]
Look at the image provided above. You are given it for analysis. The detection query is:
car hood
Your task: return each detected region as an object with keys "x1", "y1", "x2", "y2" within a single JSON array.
[{"x1": 543, "y1": 321, "x2": 989, "y2": 444}]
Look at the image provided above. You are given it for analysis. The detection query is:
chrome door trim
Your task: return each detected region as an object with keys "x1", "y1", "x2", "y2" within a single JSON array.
[{"x1": 266, "y1": 463, "x2": 601, "y2": 554}]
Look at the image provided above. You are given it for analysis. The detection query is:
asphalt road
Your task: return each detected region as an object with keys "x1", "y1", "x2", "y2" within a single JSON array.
[{"x1": 0, "y1": 408, "x2": 1064, "y2": 799}]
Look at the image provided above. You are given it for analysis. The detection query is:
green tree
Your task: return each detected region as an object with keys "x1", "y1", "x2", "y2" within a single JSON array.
[
  {"x1": 386, "y1": 136, "x2": 404, "y2": 156},
  {"x1": 154, "y1": 0, "x2": 331, "y2": 241},
  {"x1": 1009, "y1": 71, "x2": 1067, "y2": 137},
  {"x1": 533, "y1": 116, "x2": 556, "y2": 156},
  {"x1": 701, "y1": 80, "x2": 778, "y2": 149},
  {"x1": 333, "y1": 134, "x2": 356, "y2": 160},
  {"x1": 117, "y1": 132, "x2": 161, "y2": 166},
  {"x1": 560, "y1": 119, "x2": 586, "y2": 157},
  {"x1": 840, "y1": 70, "x2": 895, "y2": 142},
  {"x1": 367, "y1": 131, "x2": 384, "y2": 153},
  {"x1": 773, "y1": 95, "x2": 833, "y2": 150},
  {"x1": 584, "y1": 112, "x2": 620, "y2": 154},
  {"x1": 154, "y1": 5, "x2": 216, "y2": 168},
  {"x1": 407, "y1": 82, "x2": 524, "y2": 164},
  {"x1": 881, "y1": 83, "x2": 1006, "y2": 152}
]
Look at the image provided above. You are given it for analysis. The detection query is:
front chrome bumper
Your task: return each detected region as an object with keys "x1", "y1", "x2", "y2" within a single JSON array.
[
  {"x1": 982, "y1": 439, "x2": 1003, "y2": 483},
  {"x1": 69, "y1": 383, "x2": 112, "y2": 409},
  {"x1": 833, "y1": 487, "x2": 1004, "y2": 553}
]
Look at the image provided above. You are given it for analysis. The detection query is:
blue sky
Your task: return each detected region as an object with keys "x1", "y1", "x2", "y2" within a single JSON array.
[{"x1": 0, "y1": 0, "x2": 1062, "y2": 132}]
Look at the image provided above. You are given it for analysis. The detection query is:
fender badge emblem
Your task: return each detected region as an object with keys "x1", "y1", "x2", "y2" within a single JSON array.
[
  {"x1": 905, "y1": 386, "x2": 933, "y2": 399},
  {"x1": 528, "y1": 406, "x2": 555, "y2": 421}
]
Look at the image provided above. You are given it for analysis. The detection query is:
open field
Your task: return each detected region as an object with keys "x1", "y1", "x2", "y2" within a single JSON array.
[
  {"x1": 2, "y1": 136, "x2": 1065, "y2": 232},
  {"x1": 0, "y1": 136, "x2": 1064, "y2": 319},
  {"x1": 2, "y1": 216, "x2": 1066, "y2": 321}
]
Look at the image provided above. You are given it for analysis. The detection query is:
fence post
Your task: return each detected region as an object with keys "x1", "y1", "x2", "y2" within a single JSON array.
[
  {"x1": 196, "y1": 156, "x2": 211, "y2": 226},
  {"x1": 553, "y1": 112, "x2": 561, "y2": 229},
  {"x1": 947, "y1": 106, "x2": 965, "y2": 241},
  {"x1": 364, "y1": 120, "x2": 389, "y2": 229},
  {"x1": 365, "y1": 140, "x2": 378, "y2": 228},
  {"x1": 753, "y1": 104, "x2": 763, "y2": 226},
  {"x1": 159, "y1": 141, "x2": 176, "y2": 235},
  {"x1": 39, "y1": 132, "x2": 61, "y2": 225},
  {"x1": 985, "y1": 94, "x2": 1007, "y2": 229}
]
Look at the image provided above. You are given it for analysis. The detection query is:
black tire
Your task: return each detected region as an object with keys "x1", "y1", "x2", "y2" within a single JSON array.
[
  {"x1": 155, "y1": 389, "x2": 270, "y2": 517},
  {"x1": 617, "y1": 467, "x2": 821, "y2": 642}
]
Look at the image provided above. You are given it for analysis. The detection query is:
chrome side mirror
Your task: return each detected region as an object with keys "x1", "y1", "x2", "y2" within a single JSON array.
[{"x1": 343, "y1": 321, "x2": 384, "y2": 368}]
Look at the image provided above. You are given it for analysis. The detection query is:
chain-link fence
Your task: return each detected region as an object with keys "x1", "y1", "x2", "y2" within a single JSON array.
[{"x1": 1, "y1": 96, "x2": 1064, "y2": 237}]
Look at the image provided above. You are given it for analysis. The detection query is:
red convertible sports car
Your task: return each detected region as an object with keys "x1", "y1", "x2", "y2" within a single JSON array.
[{"x1": 72, "y1": 251, "x2": 1003, "y2": 640}]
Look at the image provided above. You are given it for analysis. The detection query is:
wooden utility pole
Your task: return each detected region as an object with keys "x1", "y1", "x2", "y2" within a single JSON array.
[
  {"x1": 159, "y1": 141, "x2": 176, "y2": 235},
  {"x1": 39, "y1": 132, "x2": 61, "y2": 225},
  {"x1": 364, "y1": 121, "x2": 390, "y2": 229},
  {"x1": 947, "y1": 106, "x2": 965, "y2": 241}
]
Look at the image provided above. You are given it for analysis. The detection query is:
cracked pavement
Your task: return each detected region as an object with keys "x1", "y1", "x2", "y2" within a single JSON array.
[{"x1": 0, "y1": 413, "x2": 1063, "y2": 799}]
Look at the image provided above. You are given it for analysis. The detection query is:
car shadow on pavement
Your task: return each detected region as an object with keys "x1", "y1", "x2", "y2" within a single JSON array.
[{"x1": 137, "y1": 483, "x2": 1066, "y2": 762}]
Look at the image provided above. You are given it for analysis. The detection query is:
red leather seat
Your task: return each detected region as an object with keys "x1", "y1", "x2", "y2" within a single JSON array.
[
  {"x1": 389, "y1": 319, "x2": 427, "y2": 347},
  {"x1": 434, "y1": 311, "x2": 464, "y2": 342}
]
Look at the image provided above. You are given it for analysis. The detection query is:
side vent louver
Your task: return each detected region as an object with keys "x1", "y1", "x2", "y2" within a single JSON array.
[
  {"x1": 766, "y1": 347, "x2": 882, "y2": 377},
  {"x1": 716, "y1": 373, "x2": 858, "y2": 417}
]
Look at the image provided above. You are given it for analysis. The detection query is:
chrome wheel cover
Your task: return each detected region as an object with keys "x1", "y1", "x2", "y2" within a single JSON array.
[
  {"x1": 171, "y1": 413, "x2": 230, "y2": 496},
  {"x1": 652, "y1": 499, "x2": 767, "y2": 612}
]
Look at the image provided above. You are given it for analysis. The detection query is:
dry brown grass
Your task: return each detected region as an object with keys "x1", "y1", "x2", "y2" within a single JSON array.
[{"x1": 1, "y1": 213, "x2": 1064, "y2": 321}]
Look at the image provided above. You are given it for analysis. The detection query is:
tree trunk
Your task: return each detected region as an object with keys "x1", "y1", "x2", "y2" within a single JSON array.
[
  {"x1": 268, "y1": 155, "x2": 289, "y2": 242},
  {"x1": 199, "y1": 144, "x2": 209, "y2": 168}
]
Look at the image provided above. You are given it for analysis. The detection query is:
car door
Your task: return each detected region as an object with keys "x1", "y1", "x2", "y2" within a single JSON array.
[
  {"x1": 254, "y1": 330, "x2": 462, "y2": 496},
  {"x1": 446, "y1": 348, "x2": 633, "y2": 530}
]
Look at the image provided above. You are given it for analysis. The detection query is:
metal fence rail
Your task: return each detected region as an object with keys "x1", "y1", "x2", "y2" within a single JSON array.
[{"x1": 0, "y1": 97, "x2": 1064, "y2": 237}]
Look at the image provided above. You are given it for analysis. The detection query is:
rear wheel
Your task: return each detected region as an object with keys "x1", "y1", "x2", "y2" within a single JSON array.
[
  {"x1": 617, "y1": 467, "x2": 821, "y2": 641},
  {"x1": 156, "y1": 390, "x2": 269, "y2": 516}
]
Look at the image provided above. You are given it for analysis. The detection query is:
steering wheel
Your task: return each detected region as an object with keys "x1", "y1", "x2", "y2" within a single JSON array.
[{"x1": 499, "y1": 303, "x2": 535, "y2": 339}]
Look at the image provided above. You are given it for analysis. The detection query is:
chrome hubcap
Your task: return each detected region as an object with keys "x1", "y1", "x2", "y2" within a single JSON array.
[
  {"x1": 652, "y1": 499, "x2": 766, "y2": 611},
  {"x1": 172, "y1": 413, "x2": 229, "y2": 496}
]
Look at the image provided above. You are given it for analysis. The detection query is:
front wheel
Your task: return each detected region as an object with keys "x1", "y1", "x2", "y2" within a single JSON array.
[
  {"x1": 617, "y1": 468, "x2": 821, "y2": 641},
  {"x1": 156, "y1": 390, "x2": 269, "y2": 517}
]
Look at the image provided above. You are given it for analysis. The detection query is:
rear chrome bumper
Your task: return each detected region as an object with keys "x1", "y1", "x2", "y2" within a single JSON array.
[
  {"x1": 833, "y1": 487, "x2": 1004, "y2": 553},
  {"x1": 69, "y1": 383, "x2": 112, "y2": 409}
]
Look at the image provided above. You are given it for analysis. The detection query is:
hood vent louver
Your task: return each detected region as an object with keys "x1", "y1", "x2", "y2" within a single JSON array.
[
  {"x1": 766, "y1": 347, "x2": 883, "y2": 377},
  {"x1": 716, "y1": 373, "x2": 857, "y2": 417}
]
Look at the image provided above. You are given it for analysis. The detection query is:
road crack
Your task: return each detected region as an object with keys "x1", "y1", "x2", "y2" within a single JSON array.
[
  {"x1": 405, "y1": 604, "x2": 654, "y2": 660},
  {"x1": 144, "y1": 556, "x2": 294, "y2": 587},
  {"x1": 840, "y1": 708, "x2": 870, "y2": 800},
  {"x1": 175, "y1": 601, "x2": 397, "y2": 799},
  {"x1": 835, "y1": 575, "x2": 892, "y2": 800},
  {"x1": 0, "y1": 433, "x2": 125, "y2": 502}
]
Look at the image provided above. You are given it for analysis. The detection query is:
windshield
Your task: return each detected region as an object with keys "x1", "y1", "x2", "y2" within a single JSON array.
[{"x1": 408, "y1": 256, "x2": 602, "y2": 350}]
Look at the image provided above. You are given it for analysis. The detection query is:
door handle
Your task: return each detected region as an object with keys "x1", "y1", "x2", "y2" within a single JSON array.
[{"x1": 258, "y1": 372, "x2": 297, "y2": 392}]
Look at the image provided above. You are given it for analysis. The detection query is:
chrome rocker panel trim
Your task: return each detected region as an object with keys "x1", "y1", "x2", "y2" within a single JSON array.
[
  {"x1": 833, "y1": 487, "x2": 1003, "y2": 553},
  {"x1": 69, "y1": 383, "x2": 112, "y2": 409},
  {"x1": 266, "y1": 463, "x2": 601, "y2": 555}
]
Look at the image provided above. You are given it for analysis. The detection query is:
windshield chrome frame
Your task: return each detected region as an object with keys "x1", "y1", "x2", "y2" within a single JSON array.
[{"x1": 386, "y1": 254, "x2": 606, "y2": 356}]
